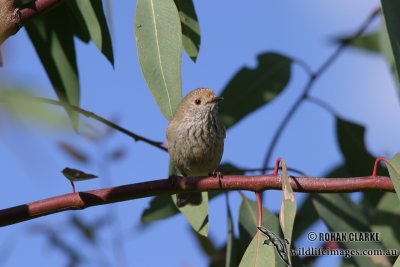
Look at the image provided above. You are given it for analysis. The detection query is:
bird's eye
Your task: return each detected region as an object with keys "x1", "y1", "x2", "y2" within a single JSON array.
[{"x1": 194, "y1": 99, "x2": 201, "y2": 105}]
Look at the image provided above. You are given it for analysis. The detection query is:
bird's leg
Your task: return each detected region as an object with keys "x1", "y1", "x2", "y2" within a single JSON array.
[{"x1": 210, "y1": 170, "x2": 223, "y2": 189}]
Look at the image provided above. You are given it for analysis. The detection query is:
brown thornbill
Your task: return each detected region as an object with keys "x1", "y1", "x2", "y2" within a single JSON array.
[{"x1": 167, "y1": 88, "x2": 225, "y2": 207}]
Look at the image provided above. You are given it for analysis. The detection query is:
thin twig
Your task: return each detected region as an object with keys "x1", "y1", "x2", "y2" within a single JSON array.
[
  {"x1": 0, "y1": 96, "x2": 168, "y2": 152},
  {"x1": 262, "y1": 7, "x2": 381, "y2": 170},
  {"x1": 0, "y1": 175, "x2": 394, "y2": 227}
]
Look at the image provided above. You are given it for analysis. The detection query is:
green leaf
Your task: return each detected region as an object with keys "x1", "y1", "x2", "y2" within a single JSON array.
[
  {"x1": 173, "y1": 0, "x2": 201, "y2": 62},
  {"x1": 141, "y1": 195, "x2": 178, "y2": 224},
  {"x1": 25, "y1": 3, "x2": 80, "y2": 130},
  {"x1": 339, "y1": 22, "x2": 399, "y2": 89},
  {"x1": 387, "y1": 153, "x2": 400, "y2": 201},
  {"x1": 381, "y1": 0, "x2": 400, "y2": 85},
  {"x1": 395, "y1": 256, "x2": 400, "y2": 267},
  {"x1": 62, "y1": 167, "x2": 98, "y2": 182},
  {"x1": 171, "y1": 193, "x2": 208, "y2": 236},
  {"x1": 370, "y1": 192, "x2": 400, "y2": 251},
  {"x1": 238, "y1": 233, "x2": 275, "y2": 267},
  {"x1": 219, "y1": 53, "x2": 292, "y2": 128},
  {"x1": 312, "y1": 193, "x2": 391, "y2": 267},
  {"x1": 238, "y1": 195, "x2": 285, "y2": 266},
  {"x1": 279, "y1": 161, "x2": 296, "y2": 241},
  {"x1": 134, "y1": 0, "x2": 182, "y2": 120},
  {"x1": 279, "y1": 160, "x2": 296, "y2": 266},
  {"x1": 168, "y1": 160, "x2": 208, "y2": 236},
  {"x1": 67, "y1": 0, "x2": 114, "y2": 65},
  {"x1": 336, "y1": 118, "x2": 377, "y2": 176}
]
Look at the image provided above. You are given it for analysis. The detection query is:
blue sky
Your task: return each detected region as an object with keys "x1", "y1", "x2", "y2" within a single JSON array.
[{"x1": 1, "y1": 0, "x2": 399, "y2": 266}]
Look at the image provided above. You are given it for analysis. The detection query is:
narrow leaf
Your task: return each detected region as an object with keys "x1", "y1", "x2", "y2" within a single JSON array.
[
  {"x1": 134, "y1": 0, "x2": 182, "y2": 120},
  {"x1": 387, "y1": 153, "x2": 400, "y2": 201},
  {"x1": 168, "y1": 160, "x2": 208, "y2": 236},
  {"x1": 174, "y1": 0, "x2": 201, "y2": 61},
  {"x1": 370, "y1": 192, "x2": 400, "y2": 251},
  {"x1": 279, "y1": 160, "x2": 296, "y2": 266},
  {"x1": 381, "y1": 0, "x2": 400, "y2": 84},
  {"x1": 25, "y1": 4, "x2": 80, "y2": 129},
  {"x1": 67, "y1": 0, "x2": 114, "y2": 65},
  {"x1": 395, "y1": 256, "x2": 400, "y2": 267},
  {"x1": 238, "y1": 233, "x2": 275, "y2": 267},
  {"x1": 312, "y1": 193, "x2": 391, "y2": 267},
  {"x1": 172, "y1": 193, "x2": 208, "y2": 237},
  {"x1": 219, "y1": 53, "x2": 292, "y2": 128},
  {"x1": 238, "y1": 195, "x2": 284, "y2": 266},
  {"x1": 62, "y1": 168, "x2": 98, "y2": 182}
]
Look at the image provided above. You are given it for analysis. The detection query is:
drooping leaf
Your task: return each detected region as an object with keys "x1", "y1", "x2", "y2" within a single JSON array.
[
  {"x1": 168, "y1": 160, "x2": 208, "y2": 236},
  {"x1": 173, "y1": 0, "x2": 201, "y2": 61},
  {"x1": 279, "y1": 161, "x2": 296, "y2": 241},
  {"x1": 312, "y1": 193, "x2": 391, "y2": 267},
  {"x1": 62, "y1": 167, "x2": 98, "y2": 182},
  {"x1": 395, "y1": 256, "x2": 400, "y2": 267},
  {"x1": 238, "y1": 195, "x2": 286, "y2": 266},
  {"x1": 387, "y1": 153, "x2": 400, "y2": 201},
  {"x1": 370, "y1": 192, "x2": 400, "y2": 251},
  {"x1": 219, "y1": 53, "x2": 292, "y2": 128},
  {"x1": 134, "y1": 0, "x2": 182, "y2": 120},
  {"x1": 381, "y1": 0, "x2": 400, "y2": 85},
  {"x1": 238, "y1": 233, "x2": 275, "y2": 267},
  {"x1": 141, "y1": 195, "x2": 179, "y2": 224},
  {"x1": 67, "y1": 0, "x2": 114, "y2": 65},
  {"x1": 279, "y1": 160, "x2": 296, "y2": 266},
  {"x1": 171, "y1": 193, "x2": 208, "y2": 236},
  {"x1": 25, "y1": 3, "x2": 80, "y2": 129}
]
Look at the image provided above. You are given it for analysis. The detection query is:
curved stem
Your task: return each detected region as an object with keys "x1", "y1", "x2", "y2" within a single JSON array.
[{"x1": 262, "y1": 7, "x2": 381, "y2": 170}]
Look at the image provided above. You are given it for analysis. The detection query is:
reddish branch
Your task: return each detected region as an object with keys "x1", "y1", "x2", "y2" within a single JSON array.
[
  {"x1": 0, "y1": 0, "x2": 65, "y2": 44},
  {"x1": 0, "y1": 175, "x2": 394, "y2": 227}
]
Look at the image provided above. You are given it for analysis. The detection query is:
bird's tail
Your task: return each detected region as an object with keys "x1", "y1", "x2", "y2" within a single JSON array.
[{"x1": 176, "y1": 192, "x2": 202, "y2": 207}]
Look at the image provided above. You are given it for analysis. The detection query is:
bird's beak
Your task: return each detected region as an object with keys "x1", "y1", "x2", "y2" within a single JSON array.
[{"x1": 208, "y1": 96, "x2": 224, "y2": 104}]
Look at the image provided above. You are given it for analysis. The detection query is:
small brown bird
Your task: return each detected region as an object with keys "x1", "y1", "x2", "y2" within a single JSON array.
[{"x1": 167, "y1": 88, "x2": 225, "y2": 207}]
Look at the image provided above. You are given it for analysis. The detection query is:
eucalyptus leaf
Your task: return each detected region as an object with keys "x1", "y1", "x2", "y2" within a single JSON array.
[
  {"x1": 25, "y1": 3, "x2": 80, "y2": 129},
  {"x1": 387, "y1": 153, "x2": 400, "y2": 201},
  {"x1": 174, "y1": 0, "x2": 201, "y2": 61},
  {"x1": 312, "y1": 193, "x2": 391, "y2": 267},
  {"x1": 381, "y1": 0, "x2": 400, "y2": 86},
  {"x1": 67, "y1": 0, "x2": 114, "y2": 65},
  {"x1": 219, "y1": 53, "x2": 292, "y2": 128},
  {"x1": 279, "y1": 160, "x2": 296, "y2": 266},
  {"x1": 134, "y1": 0, "x2": 182, "y2": 120},
  {"x1": 238, "y1": 233, "x2": 275, "y2": 267}
]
